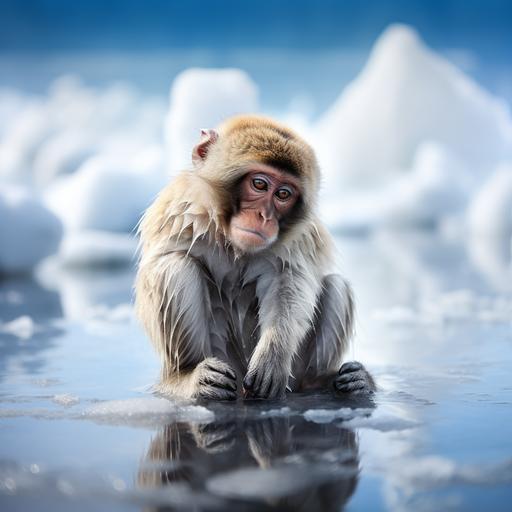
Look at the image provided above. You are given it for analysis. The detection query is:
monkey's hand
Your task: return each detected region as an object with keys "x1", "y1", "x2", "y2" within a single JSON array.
[
  {"x1": 243, "y1": 345, "x2": 290, "y2": 399},
  {"x1": 334, "y1": 361, "x2": 376, "y2": 395},
  {"x1": 193, "y1": 357, "x2": 238, "y2": 401}
]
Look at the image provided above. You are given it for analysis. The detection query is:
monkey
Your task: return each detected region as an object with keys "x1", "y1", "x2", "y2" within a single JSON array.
[{"x1": 135, "y1": 115, "x2": 375, "y2": 400}]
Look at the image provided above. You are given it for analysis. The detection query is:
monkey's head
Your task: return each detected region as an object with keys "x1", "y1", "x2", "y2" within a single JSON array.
[{"x1": 191, "y1": 115, "x2": 320, "y2": 254}]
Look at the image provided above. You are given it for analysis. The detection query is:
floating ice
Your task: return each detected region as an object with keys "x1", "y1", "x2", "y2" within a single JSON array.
[
  {"x1": 374, "y1": 289, "x2": 512, "y2": 325},
  {"x1": 83, "y1": 397, "x2": 215, "y2": 426},
  {"x1": 303, "y1": 407, "x2": 372, "y2": 424},
  {"x1": 0, "y1": 315, "x2": 36, "y2": 340},
  {"x1": 0, "y1": 185, "x2": 63, "y2": 273},
  {"x1": 52, "y1": 394, "x2": 80, "y2": 407},
  {"x1": 165, "y1": 68, "x2": 259, "y2": 172}
]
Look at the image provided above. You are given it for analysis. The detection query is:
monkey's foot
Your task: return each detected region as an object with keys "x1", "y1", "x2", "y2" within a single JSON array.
[
  {"x1": 194, "y1": 358, "x2": 238, "y2": 401},
  {"x1": 334, "y1": 361, "x2": 376, "y2": 395}
]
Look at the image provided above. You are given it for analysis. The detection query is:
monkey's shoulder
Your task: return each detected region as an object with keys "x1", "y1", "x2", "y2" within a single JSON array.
[{"x1": 140, "y1": 172, "x2": 225, "y2": 246}]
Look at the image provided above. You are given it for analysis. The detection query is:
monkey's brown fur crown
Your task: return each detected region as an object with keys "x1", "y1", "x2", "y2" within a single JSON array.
[{"x1": 199, "y1": 115, "x2": 320, "y2": 213}]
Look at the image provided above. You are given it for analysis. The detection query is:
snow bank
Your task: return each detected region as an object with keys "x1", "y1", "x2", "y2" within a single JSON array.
[
  {"x1": 57, "y1": 230, "x2": 138, "y2": 267},
  {"x1": 45, "y1": 149, "x2": 166, "y2": 233},
  {"x1": 468, "y1": 163, "x2": 512, "y2": 237},
  {"x1": 165, "y1": 68, "x2": 259, "y2": 172},
  {"x1": 316, "y1": 24, "x2": 512, "y2": 187},
  {"x1": 321, "y1": 142, "x2": 471, "y2": 230},
  {"x1": 0, "y1": 186, "x2": 62, "y2": 273}
]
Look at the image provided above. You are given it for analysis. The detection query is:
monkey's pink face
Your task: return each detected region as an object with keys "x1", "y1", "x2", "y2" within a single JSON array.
[{"x1": 228, "y1": 164, "x2": 301, "y2": 253}]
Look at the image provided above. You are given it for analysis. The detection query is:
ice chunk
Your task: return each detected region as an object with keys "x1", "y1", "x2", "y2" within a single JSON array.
[
  {"x1": 83, "y1": 397, "x2": 215, "y2": 426},
  {"x1": 165, "y1": 68, "x2": 259, "y2": 172},
  {"x1": 0, "y1": 315, "x2": 36, "y2": 339},
  {"x1": 44, "y1": 150, "x2": 166, "y2": 232},
  {"x1": 316, "y1": 24, "x2": 512, "y2": 187},
  {"x1": 57, "y1": 230, "x2": 138, "y2": 267},
  {"x1": 467, "y1": 163, "x2": 512, "y2": 237},
  {"x1": 303, "y1": 407, "x2": 372, "y2": 424},
  {"x1": 52, "y1": 394, "x2": 80, "y2": 406},
  {"x1": 0, "y1": 185, "x2": 63, "y2": 273}
]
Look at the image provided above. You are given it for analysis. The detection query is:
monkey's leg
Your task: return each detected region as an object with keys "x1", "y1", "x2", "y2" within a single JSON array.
[
  {"x1": 293, "y1": 274, "x2": 376, "y2": 395},
  {"x1": 136, "y1": 253, "x2": 237, "y2": 400}
]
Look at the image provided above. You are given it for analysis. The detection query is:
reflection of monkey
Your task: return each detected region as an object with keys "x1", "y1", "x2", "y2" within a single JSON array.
[
  {"x1": 136, "y1": 115, "x2": 375, "y2": 399},
  {"x1": 138, "y1": 415, "x2": 359, "y2": 511}
]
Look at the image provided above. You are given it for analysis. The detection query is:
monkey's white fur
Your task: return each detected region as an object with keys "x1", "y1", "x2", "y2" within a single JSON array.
[{"x1": 135, "y1": 116, "x2": 355, "y2": 399}]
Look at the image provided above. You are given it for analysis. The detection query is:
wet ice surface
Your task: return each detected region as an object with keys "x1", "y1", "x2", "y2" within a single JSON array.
[{"x1": 0, "y1": 233, "x2": 511, "y2": 511}]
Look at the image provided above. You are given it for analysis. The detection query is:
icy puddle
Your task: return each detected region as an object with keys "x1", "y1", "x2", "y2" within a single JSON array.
[{"x1": 0, "y1": 232, "x2": 511, "y2": 511}]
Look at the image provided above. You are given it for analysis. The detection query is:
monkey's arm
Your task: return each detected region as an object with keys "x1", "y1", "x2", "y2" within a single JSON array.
[
  {"x1": 135, "y1": 252, "x2": 237, "y2": 399},
  {"x1": 243, "y1": 265, "x2": 321, "y2": 399}
]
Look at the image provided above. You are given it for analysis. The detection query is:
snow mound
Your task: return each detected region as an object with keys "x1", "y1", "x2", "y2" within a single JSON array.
[
  {"x1": 83, "y1": 397, "x2": 215, "y2": 426},
  {"x1": 0, "y1": 315, "x2": 36, "y2": 339},
  {"x1": 321, "y1": 142, "x2": 471, "y2": 230},
  {"x1": 316, "y1": 24, "x2": 512, "y2": 187},
  {"x1": 468, "y1": 163, "x2": 512, "y2": 237},
  {"x1": 45, "y1": 149, "x2": 166, "y2": 232},
  {"x1": 165, "y1": 68, "x2": 259, "y2": 172},
  {"x1": 0, "y1": 186, "x2": 63, "y2": 273},
  {"x1": 58, "y1": 230, "x2": 138, "y2": 267},
  {"x1": 303, "y1": 407, "x2": 373, "y2": 424}
]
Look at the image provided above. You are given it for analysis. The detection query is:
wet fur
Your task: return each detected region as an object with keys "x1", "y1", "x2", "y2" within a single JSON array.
[{"x1": 135, "y1": 115, "x2": 361, "y2": 399}]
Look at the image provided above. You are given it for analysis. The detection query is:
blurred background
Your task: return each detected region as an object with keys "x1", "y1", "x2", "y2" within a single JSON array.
[
  {"x1": 0, "y1": 0, "x2": 511, "y2": 274},
  {"x1": 1, "y1": 2, "x2": 512, "y2": 511}
]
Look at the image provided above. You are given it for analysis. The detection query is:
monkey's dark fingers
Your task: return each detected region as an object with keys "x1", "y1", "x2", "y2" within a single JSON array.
[
  {"x1": 336, "y1": 369, "x2": 367, "y2": 384},
  {"x1": 334, "y1": 378, "x2": 367, "y2": 393},
  {"x1": 197, "y1": 385, "x2": 237, "y2": 400},
  {"x1": 243, "y1": 373, "x2": 256, "y2": 391},
  {"x1": 339, "y1": 361, "x2": 364, "y2": 374},
  {"x1": 205, "y1": 362, "x2": 237, "y2": 381},
  {"x1": 201, "y1": 373, "x2": 237, "y2": 391}
]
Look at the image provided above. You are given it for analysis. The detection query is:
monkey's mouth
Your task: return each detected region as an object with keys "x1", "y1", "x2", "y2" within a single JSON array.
[{"x1": 234, "y1": 226, "x2": 268, "y2": 242}]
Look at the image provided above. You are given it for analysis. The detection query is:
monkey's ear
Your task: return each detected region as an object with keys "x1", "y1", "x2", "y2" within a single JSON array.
[{"x1": 192, "y1": 129, "x2": 219, "y2": 166}]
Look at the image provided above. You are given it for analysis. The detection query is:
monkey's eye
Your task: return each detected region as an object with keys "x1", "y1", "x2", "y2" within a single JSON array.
[
  {"x1": 252, "y1": 178, "x2": 268, "y2": 191},
  {"x1": 275, "y1": 188, "x2": 292, "y2": 201}
]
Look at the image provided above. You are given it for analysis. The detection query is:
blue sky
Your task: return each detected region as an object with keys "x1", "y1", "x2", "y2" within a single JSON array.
[{"x1": 1, "y1": 0, "x2": 511, "y2": 54}]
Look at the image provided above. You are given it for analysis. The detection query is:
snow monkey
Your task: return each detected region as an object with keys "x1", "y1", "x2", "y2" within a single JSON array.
[{"x1": 135, "y1": 115, "x2": 375, "y2": 400}]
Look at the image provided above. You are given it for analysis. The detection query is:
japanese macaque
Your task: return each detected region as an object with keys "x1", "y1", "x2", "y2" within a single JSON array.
[{"x1": 135, "y1": 115, "x2": 375, "y2": 399}]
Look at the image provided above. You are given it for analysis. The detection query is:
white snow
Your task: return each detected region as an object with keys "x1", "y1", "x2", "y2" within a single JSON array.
[
  {"x1": 303, "y1": 407, "x2": 373, "y2": 424},
  {"x1": 57, "y1": 231, "x2": 138, "y2": 267},
  {"x1": 44, "y1": 150, "x2": 166, "y2": 233},
  {"x1": 468, "y1": 163, "x2": 512, "y2": 237},
  {"x1": 315, "y1": 24, "x2": 512, "y2": 187},
  {"x1": 165, "y1": 68, "x2": 259, "y2": 172},
  {"x1": 0, "y1": 185, "x2": 63, "y2": 273},
  {"x1": 0, "y1": 316, "x2": 36, "y2": 340},
  {"x1": 374, "y1": 289, "x2": 512, "y2": 325}
]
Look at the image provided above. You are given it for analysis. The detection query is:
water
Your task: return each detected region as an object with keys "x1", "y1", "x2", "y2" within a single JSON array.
[{"x1": 0, "y1": 232, "x2": 511, "y2": 511}]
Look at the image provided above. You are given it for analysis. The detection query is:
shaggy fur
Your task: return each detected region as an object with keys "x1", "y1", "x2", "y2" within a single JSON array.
[{"x1": 135, "y1": 115, "x2": 359, "y2": 399}]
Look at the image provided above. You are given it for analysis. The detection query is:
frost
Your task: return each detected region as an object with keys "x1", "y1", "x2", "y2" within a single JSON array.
[
  {"x1": 165, "y1": 68, "x2": 259, "y2": 173},
  {"x1": 0, "y1": 316, "x2": 36, "y2": 340},
  {"x1": 0, "y1": 185, "x2": 63, "y2": 273}
]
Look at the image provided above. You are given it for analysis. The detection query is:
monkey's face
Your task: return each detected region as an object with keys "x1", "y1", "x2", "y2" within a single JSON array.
[{"x1": 228, "y1": 164, "x2": 301, "y2": 253}]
